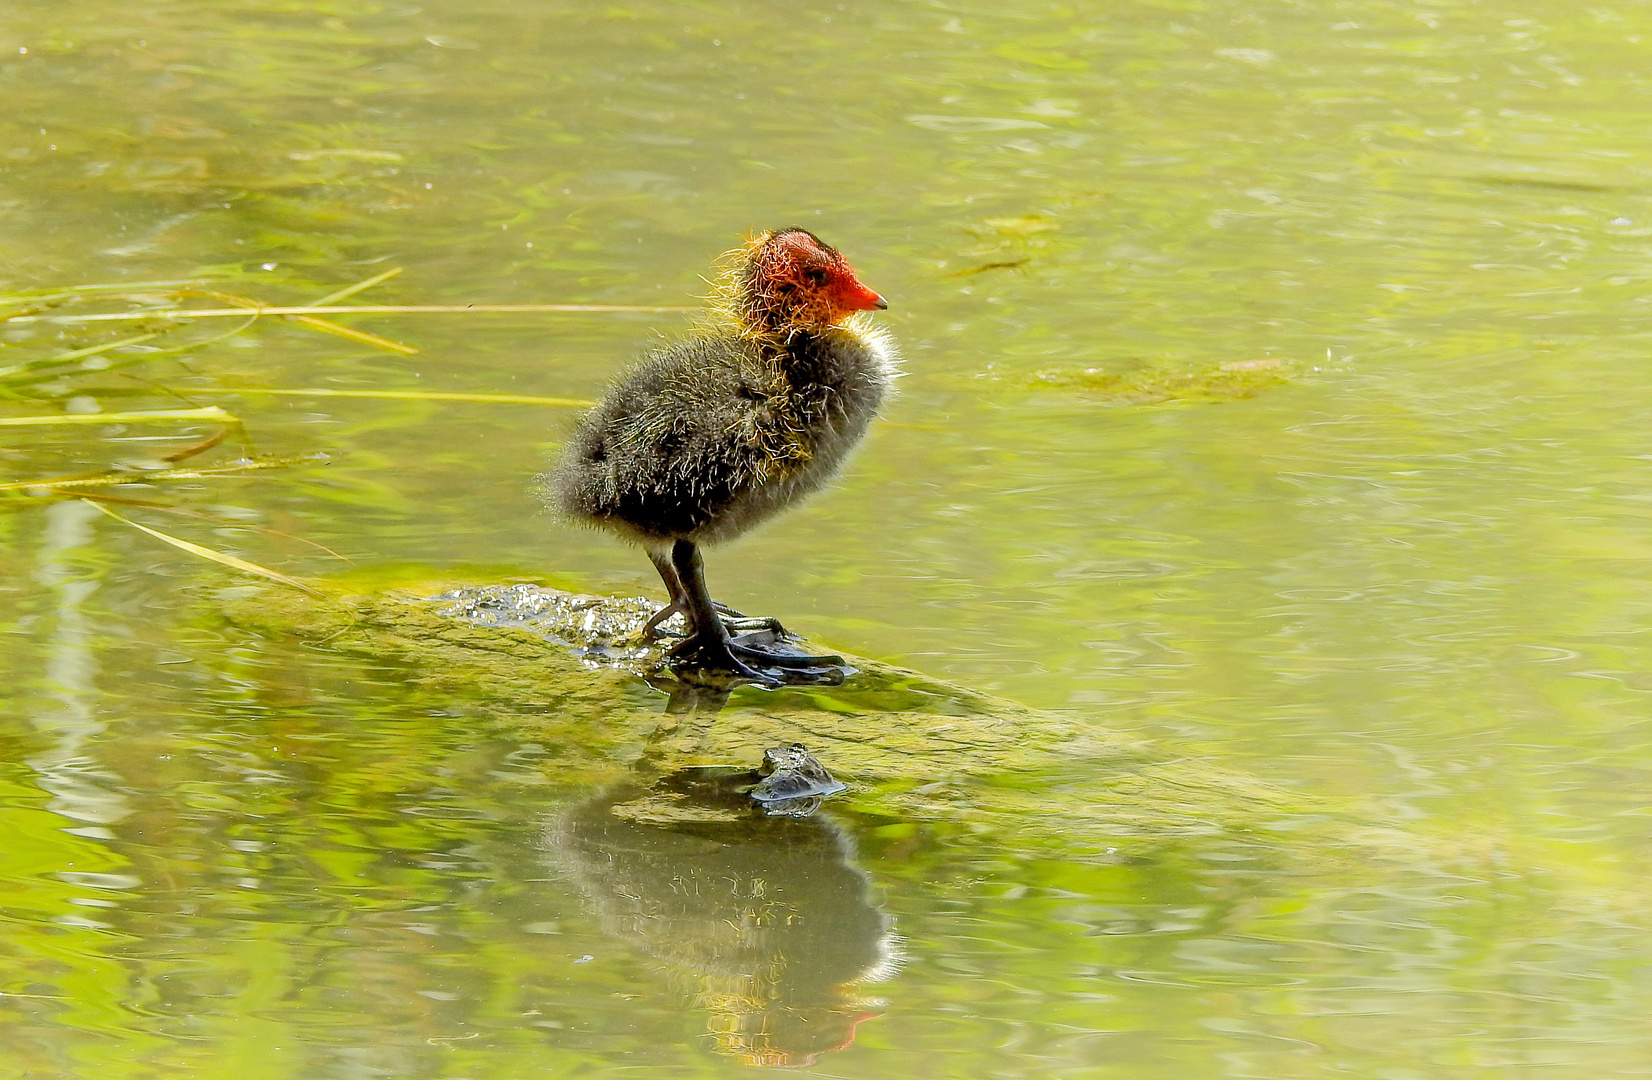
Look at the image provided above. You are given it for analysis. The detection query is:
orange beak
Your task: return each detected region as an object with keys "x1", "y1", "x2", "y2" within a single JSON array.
[{"x1": 833, "y1": 272, "x2": 888, "y2": 312}]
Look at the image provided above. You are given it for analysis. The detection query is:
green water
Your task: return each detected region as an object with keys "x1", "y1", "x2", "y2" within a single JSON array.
[{"x1": 5, "y1": 0, "x2": 1652, "y2": 1075}]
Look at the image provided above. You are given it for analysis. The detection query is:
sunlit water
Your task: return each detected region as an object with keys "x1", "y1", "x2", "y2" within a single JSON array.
[{"x1": 4, "y1": 0, "x2": 1652, "y2": 1076}]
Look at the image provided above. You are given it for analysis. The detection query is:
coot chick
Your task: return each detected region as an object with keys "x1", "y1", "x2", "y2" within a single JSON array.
[{"x1": 551, "y1": 228, "x2": 896, "y2": 685}]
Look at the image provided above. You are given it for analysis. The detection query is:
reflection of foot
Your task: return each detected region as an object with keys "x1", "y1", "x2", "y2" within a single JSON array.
[
  {"x1": 638, "y1": 744, "x2": 846, "y2": 816},
  {"x1": 657, "y1": 678, "x2": 733, "y2": 715}
]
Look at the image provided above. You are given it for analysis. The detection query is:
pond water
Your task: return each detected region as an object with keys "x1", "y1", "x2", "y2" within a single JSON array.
[{"x1": 5, "y1": 0, "x2": 1652, "y2": 1075}]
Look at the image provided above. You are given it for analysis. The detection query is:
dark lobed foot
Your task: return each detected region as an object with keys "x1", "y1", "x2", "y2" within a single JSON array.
[
  {"x1": 667, "y1": 630, "x2": 851, "y2": 687},
  {"x1": 727, "y1": 631, "x2": 851, "y2": 685},
  {"x1": 728, "y1": 637, "x2": 845, "y2": 669},
  {"x1": 667, "y1": 632, "x2": 784, "y2": 687},
  {"x1": 712, "y1": 602, "x2": 794, "y2": 638},
  {"x1": 722, "y1": 614, "x2": 792, "y2": 636}
]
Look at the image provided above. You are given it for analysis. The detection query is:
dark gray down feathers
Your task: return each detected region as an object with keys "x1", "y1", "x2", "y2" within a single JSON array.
[{"x1": 550, "y1": 326, "x2": 893, "y2": 547}]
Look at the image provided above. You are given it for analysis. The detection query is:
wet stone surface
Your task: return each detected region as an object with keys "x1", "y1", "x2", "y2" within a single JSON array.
[
  {"x1": 750, "y1": 743, "x2": 849, "y2": 808},
  {"x1": 436, "y1": 582, "x2": 852, "y2": 687},
  {"x1": 437, "y1": 582, "x2": 668, "y2": 663}
]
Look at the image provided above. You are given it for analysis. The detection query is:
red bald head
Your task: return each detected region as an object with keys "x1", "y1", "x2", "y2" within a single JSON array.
[{"x1": 735, "y1": 228, "x2": 887, "y2": 336}]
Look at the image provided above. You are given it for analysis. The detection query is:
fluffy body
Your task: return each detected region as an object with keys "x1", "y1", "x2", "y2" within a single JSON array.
[{"x1": 552, "y1": 318, "x2": 898, "y2": 550}]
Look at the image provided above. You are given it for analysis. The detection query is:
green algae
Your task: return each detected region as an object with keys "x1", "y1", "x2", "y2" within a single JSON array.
[
  {"x1": 1029, "y1": 356, "x2": 1292, "y2": 404},
  {"x1": 213, "y1": 577, "x2": 1373, "y2": 867}
]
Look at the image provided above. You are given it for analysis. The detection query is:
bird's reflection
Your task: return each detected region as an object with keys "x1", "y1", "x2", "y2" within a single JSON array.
[{"x1": 551, "y1": 770, "x2": 898, "y2": 1067}]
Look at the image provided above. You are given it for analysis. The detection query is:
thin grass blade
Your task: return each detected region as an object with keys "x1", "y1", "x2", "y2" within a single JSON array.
[
  {"x1": 0, "y1": 406, "x2": 232, "y2": 427},
  {"x1": 0, "y1": 333, "x2": 164, "y2": 381},
  {"x1": 0, "y1": 280, "x2": 202, "y2": 308},
  {"x1": 283, "y1": 313, "x2": 419, "y2": 355},
  {"x1": 7, "y1": 303, "x2": 694, "y2": 324},
  {"x1": 82, "y1": 499, "x2": 323, "y2": 596},
  {"x1": 188, "y1": 387, "x2": 593, "y2": 406},
  {"x1": 308, "y1": 267, "x2": 403, "y2": 308},
  {"x1": 0, "y1": 453, "x2": 321, "y2": 493},
  {"x1": 75, "y1": 491, "x2": 350, "y2": 561}
]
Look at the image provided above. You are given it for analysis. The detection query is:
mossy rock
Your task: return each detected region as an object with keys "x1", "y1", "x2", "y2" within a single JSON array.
[{"x1": 214, "y1": 578, "x2": 1389, "y2": 864}]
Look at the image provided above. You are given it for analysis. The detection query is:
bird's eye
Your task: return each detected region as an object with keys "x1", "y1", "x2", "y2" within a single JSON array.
[{"x1": 804, "y1": 268, "x2": 829, "y2": 287}]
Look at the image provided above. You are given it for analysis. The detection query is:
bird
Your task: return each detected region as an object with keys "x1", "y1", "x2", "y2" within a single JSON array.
[{"x1": 550, "y1": 227, "x2": 897, "y2": 684}]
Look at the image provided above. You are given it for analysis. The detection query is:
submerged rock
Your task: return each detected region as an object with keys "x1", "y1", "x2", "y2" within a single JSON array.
[{"x1": 748, "y1": 744, "x2": 848, "y2": 810}]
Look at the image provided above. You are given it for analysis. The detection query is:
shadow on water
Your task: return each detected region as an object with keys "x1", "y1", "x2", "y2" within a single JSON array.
[{"x1": 551, "y1": 769, "x2": 898, "y2": 1068}]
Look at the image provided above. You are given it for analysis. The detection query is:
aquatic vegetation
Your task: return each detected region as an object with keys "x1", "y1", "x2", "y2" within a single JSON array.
[
  {"x1": 1030, "y1": 356, "x2": 1291, "y2": 404},
  {"x1": 0, "y1": 271, "x2": 392, "y2": 577},
  {"x1": 948, "y1": 214, "x2": 1060, "y2": 277},
  {"x1": 0, "y1": 269, "x2": 665, "y2": 585}
]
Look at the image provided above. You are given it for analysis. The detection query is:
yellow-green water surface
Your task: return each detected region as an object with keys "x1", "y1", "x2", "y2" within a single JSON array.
[{"x1": 5, "y1": 0, "x2": 1652, "y2": 1076}]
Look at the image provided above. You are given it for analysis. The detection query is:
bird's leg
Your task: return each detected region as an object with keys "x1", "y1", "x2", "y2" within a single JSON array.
[
  {"x1": 664, "y1": 542, "x2": 849, "y2": 683},
  {"x1": 644, "y1": 549, "x2": 779, "y2": 637},
  {"x1": 667, "y1": 540, "x2": 783, "y2": 686},
  {"x1": 646, "y1": 548, "x2": 792, "y2": 639},
  {"x1": 642, "y1": 549, "x2": 688, "y2": 638}
]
